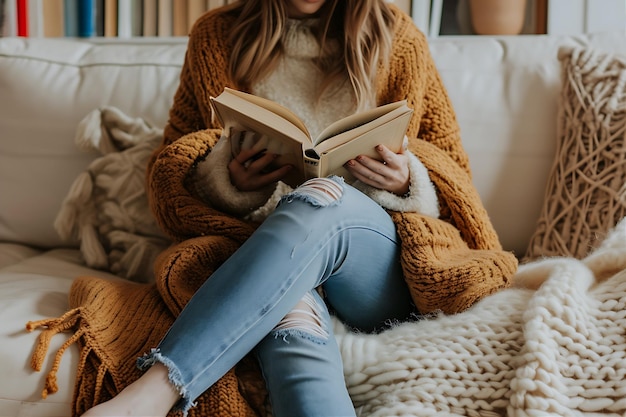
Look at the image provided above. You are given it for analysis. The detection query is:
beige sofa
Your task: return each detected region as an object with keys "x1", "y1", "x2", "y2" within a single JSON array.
[{"x1": 2, "y1": 31, "x2": 626, "y2": 417}]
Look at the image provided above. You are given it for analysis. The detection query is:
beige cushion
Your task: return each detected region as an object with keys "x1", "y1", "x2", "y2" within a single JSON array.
[
  {"x1": 54, "y1": 107, "x2": 171, "y2": 283},
  {"x1": 525, "y1": 45, "x2": 626, "y2": 260}
]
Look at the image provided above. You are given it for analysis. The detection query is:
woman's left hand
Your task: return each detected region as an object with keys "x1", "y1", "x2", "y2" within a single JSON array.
[{"x1": 344, "y1": 144, "x2": 410, "y2": 196}]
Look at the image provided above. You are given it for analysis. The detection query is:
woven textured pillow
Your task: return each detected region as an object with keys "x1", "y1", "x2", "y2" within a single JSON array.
[{"x1": 525, "y1": 45, "x2": 626, "y2": 260}]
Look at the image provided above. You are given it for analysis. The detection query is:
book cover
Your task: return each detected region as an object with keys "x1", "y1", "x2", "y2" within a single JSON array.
[
  {"x1": 17, "y1": 0, "x2": 28, "y2": 36},
  {"x1": 63, "y1": 0, "x2": 78, "y2": 36},
  {"x1": 172, "y1": 0, "x2": 187, "y2": 36},
  {"x1": 42, "y1": 0, "x2": 64, "y2": 37},
  {"x1": 157, "y1": 0, "x2": 172, "y2": 36},
  {"x1": 210, "y1": 88, "x2": 413, "y2": 187},
  {"x1": 142, "y1": 0, "x2": 157, "y2": 36},
  {"x1": 77, "y1": 0, "x2": 95, "y2": 37}
]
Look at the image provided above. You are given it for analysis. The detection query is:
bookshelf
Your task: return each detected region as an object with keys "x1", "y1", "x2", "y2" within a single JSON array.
[
  {"x1": 1, "y1": 0, "x2": 624, "y2": 39},
  {"x1": 0, "y1": 0, "x2": 239, "y2": 38}
]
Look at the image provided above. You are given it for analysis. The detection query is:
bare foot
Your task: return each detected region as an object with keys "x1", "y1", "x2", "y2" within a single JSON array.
[{"x1": 81, "y1": 364, "x2": 180, "y2": 417}]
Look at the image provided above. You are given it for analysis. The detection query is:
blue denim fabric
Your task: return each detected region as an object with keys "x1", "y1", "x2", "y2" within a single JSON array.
[{"x1": 138, "y1": 177, "x2": 414, "y2": 417}]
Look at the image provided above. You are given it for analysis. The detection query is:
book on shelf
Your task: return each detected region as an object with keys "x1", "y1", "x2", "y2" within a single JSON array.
[
  {"x1": 43, "y1": 0, "x2": 64, "y2": 37},
  {"x1": 157, "y1": 0, "x2": 172, "y2": 36},
  {"x1": 172, "y1": 0, "x2": 187, "y2": 36},
  {"x1": 17, "y1": 0, "x2": 28, "y2": 36},
  {"x1": 118, "y1": 0, "x2": 142, "y2": 37},
  {"x1": 143, "y1": 0, "x2": 157, "y2": 36},
  {"x1": 210, "y1": 87, "x2": 413, "y2": 187},
  {"x1": 77, "y1": 0, "x2": 95, "y2": 37},
  {"x1": 187, "y1": 0, "x2": 206, "y2": 29},
  {"x1": 94, "y1": 0, "x2": 103, "y2": 36},
  {"x1": 103, "y1": 0, "x2": 116, "y2": 36},
  {"x1": 28, "y1": 0, "x2": 43, "y2": 37}
]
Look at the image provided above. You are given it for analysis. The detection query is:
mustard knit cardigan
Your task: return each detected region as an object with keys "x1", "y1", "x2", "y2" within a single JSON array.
[
  {"x1": 27, "y1": 5, "x2": 517, "y2": 417},
  {"x1": 147, "y1": 5, "x2": 518, "y2": 314}
]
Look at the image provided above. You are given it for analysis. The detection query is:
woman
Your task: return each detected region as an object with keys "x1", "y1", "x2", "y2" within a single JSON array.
[{"x1": 83, "y1": 0, "x2": 516, "y2": 416}]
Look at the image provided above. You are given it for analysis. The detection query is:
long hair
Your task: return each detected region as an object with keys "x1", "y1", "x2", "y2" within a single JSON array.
[{"x1": 226, "y1": 0, "x2": 395, "y2": 111}]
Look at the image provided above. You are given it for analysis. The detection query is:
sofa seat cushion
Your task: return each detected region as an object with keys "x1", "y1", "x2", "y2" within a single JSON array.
[{"x1": 0, "y1": 245, "x2": 120, "y2": 417}]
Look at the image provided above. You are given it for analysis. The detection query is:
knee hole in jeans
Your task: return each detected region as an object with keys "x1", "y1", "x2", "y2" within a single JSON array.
[
  {"x1": 272, "y1": 292, "x2": 329, "y2": 341},
  {"x1": 286, "y1": 177, "x2": 344, "y2": 207}
]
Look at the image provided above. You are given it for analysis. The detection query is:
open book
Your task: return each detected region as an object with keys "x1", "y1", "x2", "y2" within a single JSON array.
[{"x1": 210, "y1": 87, "x2": 413, "y2": 187}]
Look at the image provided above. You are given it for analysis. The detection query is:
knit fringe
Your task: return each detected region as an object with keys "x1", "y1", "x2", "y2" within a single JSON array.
[
  {"x1": 25, "y1": 307, "x2": 115, "y2": 416},
  {"x1": 26, "y1": 308, "x2": 85, "y2": 399}
]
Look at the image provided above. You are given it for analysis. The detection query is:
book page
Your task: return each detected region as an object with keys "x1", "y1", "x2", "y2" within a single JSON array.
[
  {"x1": 313, "y1": 100, "x2": 409, "y2": 147},
  {"x1": 220, "y1": 88, "x2": 311, "y2": 139},
  {"x1": 316, "y1": 111, "x2": 413, "y2": 180},
  {"x1": 313, "y1": 102, "x2": 411, "y2": 154}
]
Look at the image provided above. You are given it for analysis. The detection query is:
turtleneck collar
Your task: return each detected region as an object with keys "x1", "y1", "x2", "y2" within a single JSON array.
[{"x1": 283, "y1": 18, "x2": 322, "y2": 59}]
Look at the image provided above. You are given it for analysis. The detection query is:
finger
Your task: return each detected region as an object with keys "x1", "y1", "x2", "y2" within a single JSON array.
[
  {"x1": 258, "y1": 164, "x2": 293, "y2": 186},
  {"x1": 345, "y1": 159, "x2": 385, "y2": 186},
  {"x1": 245, "y1": 150, "x2": 275, "y2": 173},
  {"x1": 354, "y1": 154, "x2": 390, "y2": 177},
  {"x1": 236, "y1": 147, "x2": 266, "y2": 165},
  {"x1": 375, "y1": 144, "x2": 400, "y2": 167}
]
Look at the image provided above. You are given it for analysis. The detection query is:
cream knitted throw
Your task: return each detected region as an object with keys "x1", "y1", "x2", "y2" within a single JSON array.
[{"x1": 334, "y1": 217, "x2": 626, "y2": 417}]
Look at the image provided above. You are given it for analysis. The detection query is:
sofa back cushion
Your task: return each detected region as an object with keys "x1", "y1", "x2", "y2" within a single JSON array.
[{"x1": 0, "y1": 38, "x2": 186, "y2": 248}]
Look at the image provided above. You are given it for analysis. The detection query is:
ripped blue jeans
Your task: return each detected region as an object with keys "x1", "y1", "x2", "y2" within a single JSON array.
[{"x1": 138, "y1": 177, "x2": 415, "y2": 417}]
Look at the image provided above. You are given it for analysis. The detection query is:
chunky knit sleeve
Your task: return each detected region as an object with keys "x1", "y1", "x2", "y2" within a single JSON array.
[
  {"x1": 146, "y1": 11, "x2": 256, "y2": 244},
  {"x1": 393, "y1": 140, "x2": 518, "y2": 314}
]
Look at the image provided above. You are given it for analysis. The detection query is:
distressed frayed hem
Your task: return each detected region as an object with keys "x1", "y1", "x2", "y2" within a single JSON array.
[
  {"x1": 137, "y1": 348, "x2": 195, "y2": 416},
  {"x1": 281, "y1": 176, "x2": 345, "y2": 207}
]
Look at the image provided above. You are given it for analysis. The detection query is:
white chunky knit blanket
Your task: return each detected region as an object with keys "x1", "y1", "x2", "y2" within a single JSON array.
[{"x1": 334, "y1": 217, "x2": 626, "y2": 417}]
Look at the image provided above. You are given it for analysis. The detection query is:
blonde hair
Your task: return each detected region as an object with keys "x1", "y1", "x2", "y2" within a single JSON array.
[{"x1": 226, "y1": 0, "x2": 395, "y2": 111}]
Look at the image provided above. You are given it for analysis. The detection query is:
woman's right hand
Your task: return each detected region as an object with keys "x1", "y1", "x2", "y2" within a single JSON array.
[{"x1": 228, "y1": 146, "x2": 293, "y2": 191}]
